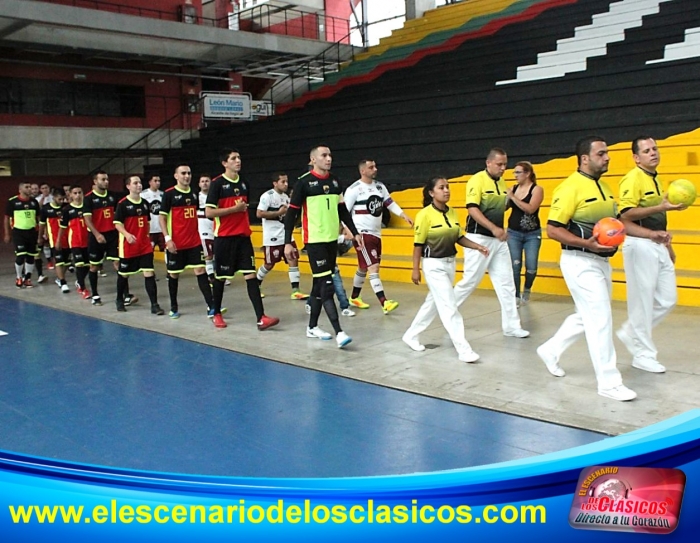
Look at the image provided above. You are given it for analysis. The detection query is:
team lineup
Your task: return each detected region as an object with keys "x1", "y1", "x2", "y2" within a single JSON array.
[{"x1": 4, "y1": 136, "x2": 692, "y2": 402}]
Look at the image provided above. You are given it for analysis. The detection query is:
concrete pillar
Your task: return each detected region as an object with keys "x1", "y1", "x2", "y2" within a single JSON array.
[{"x1": 405, "y1": 0, "x2": 436, "y2": 20}]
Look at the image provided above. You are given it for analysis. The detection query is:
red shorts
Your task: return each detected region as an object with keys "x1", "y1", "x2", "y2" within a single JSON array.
[
  {"x1": 264, "y1": 241, "x2": 297, "y2": 267},
  {"x1": 201, "y1": 237, "x2": 214, "y2": 259},
  {"x1": 150, "y1": 232, "x2": 166, "y2": 252},
  {"x1": 353, "y1": 234, "x2": 381, "y2": 270}
]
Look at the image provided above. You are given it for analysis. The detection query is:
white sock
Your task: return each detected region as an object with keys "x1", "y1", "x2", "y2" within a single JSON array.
[
  {"x1": 257, "y1": 265, "x2": 270, "y2": 282},
  {"x1": 15, "y1": 263, "x2": 23, "y2": 279},
  {"x1": 205, "y1": 260, "x2": 214, "y2": 276},
  {"x1": 369, "y1": 272, "x2": 384, "y2": 294},
  {"x1": 353, "y1": 270, "x2": 366, "y2": 290},
  {"x1": 288, "y1": 266, "x2": 300, "y2": 286},
  {"x1": 25, "y1": 263, "x2": 36, "y2": 277}
]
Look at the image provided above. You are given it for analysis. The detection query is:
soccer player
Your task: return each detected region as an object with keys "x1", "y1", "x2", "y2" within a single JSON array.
[
  {"x1": 141, "y1": 174, "x2": 165, "y2": 252},
  {"x1": 256, "y1": 172, "x2": 309, "y2": 300},
  {"x1": 114, "y1": 175, "x2": 163, "y2": 315},
  {"x1": 197, "y1": 174, "x2": 216, "y2": 280},
  {"x1": 39, "y1": 188, "x2": 71, "y2": 292},
  {"x1": 205, "y1": 148, "x2": 278, "y2": 330},
  {"x1": 344, "y1": 159, "x2": 413, "y2": 314},
  {"x1": 57, "y1": 185, "x2": 91, "y2": 299},
  {"x1": 537, "y1": 136, "x2": 635, "y2": 401},
  {"x1": 84, "y1": 170, "x2": 128, "y2": 306},
  {"x1": 159, "y1": 164, "x2": 215, "y2": 319},
  {"x1": 283, "y1": 144, "x2": 363, "y2": 348},
  {"x1": 617, "y1": 136, "x2": 684, "y2": 373},
  {"x1": 4, "y1": 181, "x2": 41, "y2": 288}
]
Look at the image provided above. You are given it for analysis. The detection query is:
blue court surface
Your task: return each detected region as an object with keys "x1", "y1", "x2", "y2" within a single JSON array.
[{"x1": 0, "y1": 296, "x2": 605, "y2": 478}]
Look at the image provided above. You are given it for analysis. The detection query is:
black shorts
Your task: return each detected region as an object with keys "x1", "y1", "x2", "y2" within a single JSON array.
[
  {"x1": 88, "y1": 230, "x2": 119, "y2": 265},
  {"x1": 306, "y1": 241, "x2": 337, "y2": 278},
  {"x1": 118, "y1": 252, "x2": 155, "y2": 276},
  {"x1": 166, "y1": 245, "x2": 205, "y2": 273},
  {"x1": 12, "y1": 228, "x2": 39, "y2": 257},
  {"x1": 213, "y1": 236, "x2": 255, "y2": 279},
  {"x1": 71, "y1": 247, "x2": 89, "y2": 267},
  {"x1": 52, "y1": 247, "x2": 72, "y2": 266}
]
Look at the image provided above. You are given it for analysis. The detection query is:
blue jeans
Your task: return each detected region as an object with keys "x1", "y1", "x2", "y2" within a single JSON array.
[
  {"x1": 507, "y1": 229, "x2": 542, "y2": 298},
  {"x1": 305, "y1": 266, "x2": 349, "y2": 310}
]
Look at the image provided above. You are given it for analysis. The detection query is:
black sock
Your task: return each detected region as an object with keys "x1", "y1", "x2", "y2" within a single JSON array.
[
  {"x1": 212, "y1": 278, "x2": 225, "y2": 313},
  {"x1": 168, "y1": 275, "x2": 179, "y2": 312},
  {"x1": 308, "y1": 297, "x2": 322, "y2": 328},
  {"x1": 76, "y1": 267, "x2": 87, "y2": 289},
  {"x1": 246, "y1": 278, "x2": 265, "y2": 320},
  {"x1": 145, "y1": 275, "x2": 157, "y2": 305},
  {"x1": 89, "y1": 270, "x2": 99, "y2": 297},
  {"x1": 197, "y1": 273, "x2": 214, "y2": 309},
  {"x1": 323, "y1": 297, "x2": 342, "y2": 334},
  {"x1": 351, "y1": 287, "x2": 362, "y2": 299},
  {"x1": 35, "y1": 258, "x2": 43, "y2": 277},
  {"x1": 117, "y1": 275, "x2": 127, "y2": 301}
]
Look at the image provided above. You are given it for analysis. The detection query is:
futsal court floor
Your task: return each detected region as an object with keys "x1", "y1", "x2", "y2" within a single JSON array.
[{"x1": 1, "y1": 246, "x2": 698, "y2": 477}]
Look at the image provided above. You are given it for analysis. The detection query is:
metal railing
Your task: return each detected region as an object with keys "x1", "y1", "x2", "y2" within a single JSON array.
[
  {"x1": 239, "y1": 3, "x2": 350, "y2": 42},
  {"x1": 90, "y1": 95, "x2": 205, "y2": 178}
]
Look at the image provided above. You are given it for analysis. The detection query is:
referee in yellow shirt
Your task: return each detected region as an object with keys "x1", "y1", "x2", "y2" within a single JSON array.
[{"x1": 537, "y1": 136, "x2": 636, "y2": 402}]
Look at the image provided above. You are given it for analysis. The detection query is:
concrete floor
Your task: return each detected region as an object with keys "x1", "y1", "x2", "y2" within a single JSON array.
[{"x1": 1, "y1": 247, "x2": 698, "y2": 436}]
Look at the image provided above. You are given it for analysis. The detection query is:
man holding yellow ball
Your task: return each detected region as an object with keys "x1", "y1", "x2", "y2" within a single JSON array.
[{"x1": 617, "y1": 136, "x2": 690, "y2": 374}]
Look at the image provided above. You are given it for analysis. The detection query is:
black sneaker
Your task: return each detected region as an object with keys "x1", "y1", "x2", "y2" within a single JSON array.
[
  {"x1": 151, "y1": 304, "x2": 164, "y2": 316},
  {"x1": 124, "y1": 294, "x2": 138, "y2": 306},
  {"x1": 116, "y1": 300, "x2": 126, "y2": 312}
]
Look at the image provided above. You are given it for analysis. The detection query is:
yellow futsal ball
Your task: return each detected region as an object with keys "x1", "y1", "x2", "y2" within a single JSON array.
[{"x1": 668, "y1": 179, "x2": 697, "y2": 207}]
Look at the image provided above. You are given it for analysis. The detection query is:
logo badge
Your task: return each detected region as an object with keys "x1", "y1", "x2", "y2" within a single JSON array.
[{"x1": 569, "y1": 466, "x2": 685, "y2": 534}]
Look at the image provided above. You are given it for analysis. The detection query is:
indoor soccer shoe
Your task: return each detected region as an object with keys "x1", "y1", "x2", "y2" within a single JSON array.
[
  {"x1": 257, "y1": 315, "x2": 279, "y2": 331},
  {"x1": 151, "y1": 304, "x2": 165, "y2": 316},
  {"x1": 349, "y1": 297, "x2": 369, "y2": 309},
  {"x1": 212, "y1": 313, "x2": 227, "y2": 328},
  {"x1": 382, "y1": 300, "x2": 399, "y2": 314},
  {"x1": 290, "y1": 290, "x2": 309, "y2": 300},
  {"x1": 336, "y1": 331, "x2": 352, "y2": 348},
  {"x1": 306, "y1": 327, "x2": 332, "y2": 340}
]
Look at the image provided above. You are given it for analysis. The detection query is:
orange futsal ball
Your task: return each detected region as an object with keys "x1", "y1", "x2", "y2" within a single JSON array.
[{"x1": 593, "y1": 217, "x2": 626, "y2": 247}]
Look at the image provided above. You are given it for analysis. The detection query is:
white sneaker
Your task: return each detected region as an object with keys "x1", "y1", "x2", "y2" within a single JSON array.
[
  {"x1": 459, "y1": 350, "x2": 480, "y2": 363},
  {"x1": 61, "y1": 284, "x2": 70, "y2": 293},
  {"x1": 537, "y1": 345, "x2": 565, "y2": 377},
  {"x1": 37, "y1": 275, "x2": 47, "y2": 283},
  {"x1": 341, "y1": 308, "x2": 356, "y2": 317},
  {"x1": 402, "y1": 333, "x2": 425, "y2": 352},
  {"x1": 616, "y1": 328, "x2": 638, "y2": 357},
  {"x1": 632, "y1": 357, "x2": 666, "y2": 373},
  {"x1": 306, "y1": 327, "x2": 332, "y2": 340},
  {"x1": 598, "y1": 384, "x2": 637, "y2": 401},
  {"x1": 55, "y1": 278, "x2": 62, "y2": 287},
  {"x1": 504, "y1": 328, "x2": 530, "y2": 338},
  {"x1": 336, "y1": 331, "x2": 352, "y2": 348}
]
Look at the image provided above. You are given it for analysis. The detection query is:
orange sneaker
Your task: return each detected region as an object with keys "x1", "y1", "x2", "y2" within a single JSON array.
[{"x1": 257, "y1": 315, "x2": 279, "y2": 330}]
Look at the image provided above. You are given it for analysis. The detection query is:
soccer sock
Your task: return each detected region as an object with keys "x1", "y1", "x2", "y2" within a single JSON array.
[
  {"x1": 308, "y1": 279, "x2": 322, "y2": 328},
  {"x1": 321, "y1": 277, "x2": 341, "y2": 334},
  {"x1": 205, "y1": 259, "x2": 215, "y2": 277},
  {"x1": 76, "y1": 267, "x2": 87, "y2": 289},
  {"x1": 246, "y1": 277, "x2": 265, "y2": 320},
  {"x1": 15, "y1": 261, "x2": 23, "y2": 279},
  {"x1": 145, "y1": 275, "x2": 158, "y2": 306},
  {"x1": 196, "y1": 273, "x2": 214, "y2": 309},
  {"x1": 35, "y1": 257, "x2": 43, "y2": 277},
  {"x1": 289, "y1": 266, "x2": 301, "y2": 290},
  {"x1": 89, "y1": 270, "x2": 99, "y2": 297},
  {"x1": 257, "y1": 265, "x2": 270, "y2": 283},
  {"x1": 369, "y1": 272, "x2": 386, "y2": 305},
  {"x1": 212, "y1": 278, "x2": 225, "y2": 314},
  {"x1": 351, "y1": 270, "x2": 366, "y2": 300},
  {"x1": 116, "y1": 274, "x2": 127, "y2": 301},
  {"x1": 43, "y1": 246, "x2": 52, "y2": 260},
  {"x1": 167, "y1": 275, "x2": 179, "y2": 312},
  {"x1": 24, "y1": 257, "x2": 35, "y2": 279}
]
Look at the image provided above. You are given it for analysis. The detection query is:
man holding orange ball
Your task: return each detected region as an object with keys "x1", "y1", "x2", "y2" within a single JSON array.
[
  {"x1": 616, "y1": 136, "x2": 686, "y2": 374},
  {"x1": 536, "y1": 136, "x2": 637, "y2": 402}
]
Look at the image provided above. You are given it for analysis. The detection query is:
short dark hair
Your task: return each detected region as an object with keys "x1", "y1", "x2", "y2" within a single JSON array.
[
  {"x1": 219, "y1": 148, "x2": 240, "y2": 163},
  {"x1": 310, "y1": 144, "x2": 330, "y2": 156},
  {"x1": 173, "y1": 164, "x2": 190, "y2": 173},
  {"x1": 199, "y1": 173, "x2": 211, "y2": 180},
  {"x1": 358, "y1": 159, "x2": 374, "y2": 170},
  {"x1": 423, "y1": 176, "x2": 447, "y2": 207},
  {"x1": 271, "y1": 172, "x2": 287, "y2": 184},
  {"x1": 487, "y1": 147, "x2": 507, "y2": 160},
  {"x1": 575, "y1": 136, "x2": 606, "y2": 165},
  {"x1": 92, "y1": 170, "x2": 107, "y2": 180},
  {"x1": 632, "y1": 135, "x2": 655, "y2": 155},
  {"x1": 126, "y1": 175, "x2": 141, "y2": 186},
  {"x1": 69, "y1": 184, "x2": 82, "y2": 192},
  {"x1": 51, "y1": 187, "x2": 64, "y2": 198}
]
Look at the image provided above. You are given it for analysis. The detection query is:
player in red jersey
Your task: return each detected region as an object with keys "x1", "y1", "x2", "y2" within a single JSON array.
[
  {"x1": 39, "y1": 188, "x2": 71, "y2": 292},
  {"x1": 205, "y1": 148, "x2": 278, "y2": 331},
  {"x1": 113, "y1": 175, "x2": 163, "y2": 315},
  {"x1": 159, "y1": 164, "x2": 215, "y2": 319},
  {"x1": 57, "y1": 185, "x2": 91, "y2": 299}
]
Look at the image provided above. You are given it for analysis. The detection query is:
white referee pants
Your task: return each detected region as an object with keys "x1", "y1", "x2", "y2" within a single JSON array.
[
  {"x1": 454, "y1": 234, "x2": 522, "y2": 334},
  {"x1": 541, "y1": 251, "x2": 622, "y2": 390},
  {"x1": 620, "y1": 236, "x2": 677, "y2": 361},
  {"x1": 404, "y1": 257, "x2": 474, "y2": 357}
]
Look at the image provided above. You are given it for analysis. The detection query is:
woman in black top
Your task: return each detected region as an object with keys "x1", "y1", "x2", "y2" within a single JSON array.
[{"x1": 506, "y1": 161, "x2": 544, "y2": 304}]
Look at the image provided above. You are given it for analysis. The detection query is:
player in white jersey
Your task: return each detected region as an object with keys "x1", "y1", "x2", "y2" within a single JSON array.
[
  {"x1": 256, "y1": 172, "x2": 309, "y2": 300},
  {"x1": 140, "y1": 175, "x2": 165, "y2": 251},
  {"x1": 344, "y1": 159, "x2": 413, "y2": 314},
  {"x1": 197, "y1": 174, "x2": 216, "y2": 280}
]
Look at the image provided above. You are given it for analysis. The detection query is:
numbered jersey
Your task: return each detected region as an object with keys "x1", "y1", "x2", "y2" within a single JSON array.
[
  {"x1": 114, "y1": 196, "x2": 152, "y2": 259},
  {"x1": 140, "y1": 189, "x2": 163, "y2": 234},
  {"x1": 290, "y1": 170, "x2": 343, "y2": 244},
  {"x1": 40, "y1": 202, "x2": 68, "y2": 248},
  {"x1": 83, "y1": 190, "x2": 117, "y2": 233},
  {"x1": 344, "y1": 179, "x2": 394, "y2": 237},
  {"x1": 205, "y1": 174, "x2": 251, "y2": 237},
  {"x1": 60, "y1": 204, "x2": 89, "y2": 249},
  {"x1": 160, "y1": 186, "x2": 200, "y2": 250},
  {"x1": 5, "y1": 195, "x2": 39, "y2": 231},
  {"x1": 257, "y1": 189, "x2": 289, "y2": 246}
]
